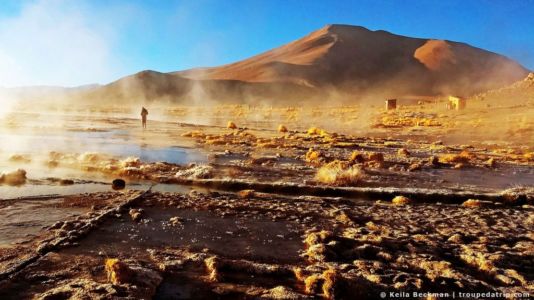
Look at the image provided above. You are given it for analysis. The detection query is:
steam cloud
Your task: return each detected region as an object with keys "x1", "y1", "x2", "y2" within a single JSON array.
[{"x1": 0, "y1": 0, "x2": 120, "y2": 87}]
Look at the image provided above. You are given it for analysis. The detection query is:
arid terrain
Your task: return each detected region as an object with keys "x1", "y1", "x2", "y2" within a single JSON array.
[
  {"x1": 0, "y1": 72, "x2": 532, "y2": 299},
  {"x1": 0, "y1": 20, "x2": 533, "y2": 299}
]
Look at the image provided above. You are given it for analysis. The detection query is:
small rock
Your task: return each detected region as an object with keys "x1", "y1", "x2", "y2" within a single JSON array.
[
  {"x1": 129, "y1": 208, "x2": 143, "y2": 222},
  {"x1": 169, "y1": 216, "x2": 183, "y2": 226},
  {"x1": 277, "y1": 125, "x2": 288, "y2": 133},
  {"x1": 59, "y1": 179, "x2": 75, "y2": 185},
  {"x1": 486, "y1": 158, "x2": 497, "y2": 168},
  {"x1": 227, "y1": 121, "x2": 237, "y2": 129},
  {"x1": 408, "y1": 163, "x2": 422, "y2": 172},
  {"x1": 0, "y1": 169, "x2": 27, "y2": 186},
  {"x1": 398, "y1": 148, "x2": 410, "y2": 157},
  {"x1": 112, "y1": 179, "x2": 126, "y2": 190},
  {"x1": 368, "y1": 152, "x2": 384, "y2": 162},
  {"x1": 448, "y1": 233, "x2": 464, "y2": 243},
  {"x1": 237, "y1": 189, "x2": 255, "y2": 199},
  {"x1": 392, "y1": 195, "x2": 412, "y2": 205},
  {"x1": 261, "y1": 286, "x2": 307, "y2": 299},
  {"x1": 461, "y1": 199, "x2": 489, "y2": 208}
]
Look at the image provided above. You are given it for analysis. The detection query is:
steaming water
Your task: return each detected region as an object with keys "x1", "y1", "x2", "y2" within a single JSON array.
[
  {"x1": 0, "y1": 130, "x2": 204, "y2": 165},
  {"x1": 0, "y1": 111, "x2": 207, "y2": 199},
  {"x1": 0, "y1": 132, "x2": 205, "y2": 199},
  {"x1": 0, "y1": 110, "x2": 211, "y2": 246},
  {"x1": 0, "y1": 183, "x2": 115, "y2": 199}
]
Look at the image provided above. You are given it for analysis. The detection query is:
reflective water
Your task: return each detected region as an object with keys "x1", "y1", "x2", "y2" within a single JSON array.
[
  {"x1": 0, "y1": 111, "x2": 207, "y2": 199},
  {"x1": 0, "y1": 198, "x2": 89, "y2": 245}
]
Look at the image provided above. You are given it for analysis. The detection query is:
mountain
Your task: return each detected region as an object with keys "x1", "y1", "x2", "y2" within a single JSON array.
[
  {"x1": 176, "y1": 25, "x2": 529, "y2": 98},
  {"x1": 7, "y1": 24, "x2": 531, "y2": 105},
  {"x1": 471, "y1": 72, "x2": 534, "y2": 104}
]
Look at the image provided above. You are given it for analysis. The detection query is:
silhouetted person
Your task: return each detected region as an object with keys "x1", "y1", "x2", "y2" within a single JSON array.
[{"x1": 141, "y1": 107, "x2": 148, "y2": 129}]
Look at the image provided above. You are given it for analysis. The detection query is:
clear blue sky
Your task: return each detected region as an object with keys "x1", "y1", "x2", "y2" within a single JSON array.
[{"x1": 0, "y1": 0, "x2": 532, "y2": 87}]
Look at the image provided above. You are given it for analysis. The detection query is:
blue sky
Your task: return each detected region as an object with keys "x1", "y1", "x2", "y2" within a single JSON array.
[{"x1": 0, "y1": 0, "x2": 532, "y2": 87}]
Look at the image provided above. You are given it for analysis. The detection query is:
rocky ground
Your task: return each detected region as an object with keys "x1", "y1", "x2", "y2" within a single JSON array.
[
  {"x1": 0, "y1": 99, "x2": 533, "y2": 299},
  {"x1": 0, "y1": 189, "x2": 532, "y2": 299}
]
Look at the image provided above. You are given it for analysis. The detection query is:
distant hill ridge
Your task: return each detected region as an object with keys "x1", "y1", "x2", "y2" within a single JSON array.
[{"x1": 5, "y1": 24, "x2": 531, "y2": 104}]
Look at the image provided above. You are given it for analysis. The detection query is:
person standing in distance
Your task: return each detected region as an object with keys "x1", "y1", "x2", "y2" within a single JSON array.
[{"x1": 141, "y1": 107, "x2": 148, "y2": 129}]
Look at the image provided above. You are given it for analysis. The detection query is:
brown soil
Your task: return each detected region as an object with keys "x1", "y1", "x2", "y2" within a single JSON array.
[{"x1": 0, "y1": 190, "x2": 532, "y2": 299}]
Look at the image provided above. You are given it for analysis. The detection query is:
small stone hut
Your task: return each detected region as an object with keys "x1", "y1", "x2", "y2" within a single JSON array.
[
  {"x1": 385, "y1": 99, "x2": 397, "y2": 110},
  {"x1": 447, "y1": 96, "x2": 466, "y2": 110}
]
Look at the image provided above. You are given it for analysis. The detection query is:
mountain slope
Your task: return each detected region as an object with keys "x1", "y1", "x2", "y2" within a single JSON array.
[
  {"x1": 8, "y1": 25, "x2": 530, "y2": 105},
  {"x1": 472, "y1": 72, "x2": 534, "y2": 104},
  {"x1": 177, "y1": 24, "x2": 529, "y2": 98}
]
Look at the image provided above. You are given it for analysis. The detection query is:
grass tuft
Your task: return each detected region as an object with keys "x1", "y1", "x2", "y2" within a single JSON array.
[{"x1": 315, "y1": 160, "x2": 364, "y2": 186}]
